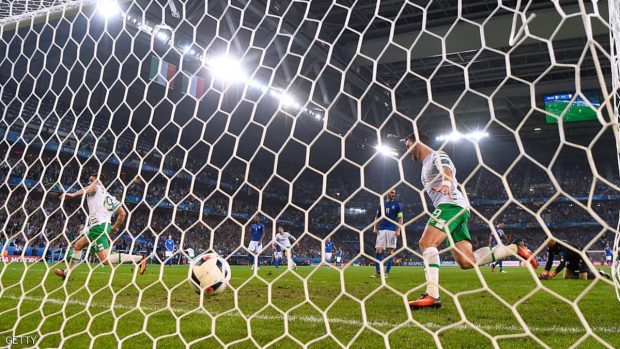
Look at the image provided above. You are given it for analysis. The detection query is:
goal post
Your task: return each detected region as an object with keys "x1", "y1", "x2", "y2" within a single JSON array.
[{"x1": 1, "y1": 1, "x2": 620, "y2": 348}]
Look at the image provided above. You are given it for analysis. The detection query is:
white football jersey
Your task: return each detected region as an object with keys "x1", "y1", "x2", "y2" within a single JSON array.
[
  {"x1": 421, "y1": 151, "x2": 469, "y2": 209},
  {"x1": 274, "y1": 232, "x2": 296, "y2": 248},
  {"x1": 86, "y1": 184, "x2": 121, "y2": 227},
  {"x1": 186, "y1": 248, "x2": 195, "y2": 258}
]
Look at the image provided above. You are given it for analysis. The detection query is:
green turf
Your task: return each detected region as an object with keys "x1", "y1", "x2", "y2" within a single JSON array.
[{"x1": 0, "y1": 263, "x2": 619, "y2": 348}]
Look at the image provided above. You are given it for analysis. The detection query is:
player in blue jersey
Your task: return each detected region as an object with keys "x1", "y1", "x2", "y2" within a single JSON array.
[
  {"x1": 488, "y1": 223, "x2": 508, "y2": 273},
  {"x1": 371, "y1": 189, "x2": 403, "y2": 278},
  {"x1": 164, "y1": 235, "x2": 175, "y2": 266},
  {"x1": 336, "y1": 247, "x2": 343, "y2": 267},
  {"x1": 605, "y1": 244, "x2": 613, "y2": 267},
  {"x1": 248, "y1": 216, "x2": 265, "y2": 270},
  {"x1": 324, "y1": 237, "x2": 335, "y2": 265}
]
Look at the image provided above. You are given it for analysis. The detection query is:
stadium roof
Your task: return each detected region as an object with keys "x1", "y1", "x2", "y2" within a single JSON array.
[{"x1": 0, "y1": 0, "x2": 615, "y2": 181}]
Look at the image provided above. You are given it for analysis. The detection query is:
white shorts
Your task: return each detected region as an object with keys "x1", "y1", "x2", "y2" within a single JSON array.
[
  {"x1": 376, "y1": 230, "x2": 397, "y2": 249},
  {"x1": 325, "y1": 253, "x2": 332, "y2": 261},
  {"x1": 606, "y1": 256, "x2": 612, "y2": 261},
  {"x1": 336, "y1": 257, "x2": 342, "y2": 263},
  {"x1": 248, "y1": 241, "x2": 263, "y2": 254},
  {"x1": 165, "y1": 251, "x2": 173, "y2": 258}
]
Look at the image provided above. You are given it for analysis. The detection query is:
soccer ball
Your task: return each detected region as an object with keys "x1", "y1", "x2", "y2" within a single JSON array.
[{"x1": 188, "y1": 253, "x2": 231, "y2": 295}]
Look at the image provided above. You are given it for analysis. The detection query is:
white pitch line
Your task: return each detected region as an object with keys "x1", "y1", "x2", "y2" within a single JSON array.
[{"x1": 3, "y1": 294, "x2": 620, "y2": 334}]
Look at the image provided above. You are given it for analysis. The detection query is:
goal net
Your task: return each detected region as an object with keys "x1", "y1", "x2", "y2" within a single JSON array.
[{"x1": 1, "y1": 0, "x2": 619, "y2": 348}]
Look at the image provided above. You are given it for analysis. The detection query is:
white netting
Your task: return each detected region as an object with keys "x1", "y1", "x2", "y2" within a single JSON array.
[
  {"x1": 610, "y1": 0, "x2": 620, "y2": 303},
  {"x1": 1, "y1": 0, "x2": 620, "y2": 348}
]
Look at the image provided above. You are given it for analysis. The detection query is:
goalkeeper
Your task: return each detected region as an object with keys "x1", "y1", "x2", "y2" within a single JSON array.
[{"x1": 539, "y1": 239, "x2": 611, "y2": 280}]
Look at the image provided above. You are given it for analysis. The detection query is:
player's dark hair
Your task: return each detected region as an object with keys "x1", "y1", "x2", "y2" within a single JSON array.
[
  {"x1": 404, "y1": 132, "x2": 430, "y2": 145},
  {"x1": 90, "y1": 173, "x2": 98, "y2": 179}
]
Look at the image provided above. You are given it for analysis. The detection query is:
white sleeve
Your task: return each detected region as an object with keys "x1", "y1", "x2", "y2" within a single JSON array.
[
  {"x1": 287, "y1": 233, "x2": 297, "y2": 242},
  {"x1": 434, "y1": 151, "x2": 453, "y2": 171}
]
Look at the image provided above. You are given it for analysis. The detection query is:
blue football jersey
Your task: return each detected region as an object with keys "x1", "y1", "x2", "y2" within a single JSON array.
[
  {"x1": 490, "y1": 227, "x2": 507, "y2": 245},
  {"x1": 376, "y1": 200, "x2": 403, "y2": 231},
  {"x1": 165, "y1": 239, "x2": 174, "y2": 252},
  {"x1": 251, "y1": 223, "x2": 265, "y2": 241},
  {"x1": 325, "y1": 241, "x2": 334, "y2": 253}
]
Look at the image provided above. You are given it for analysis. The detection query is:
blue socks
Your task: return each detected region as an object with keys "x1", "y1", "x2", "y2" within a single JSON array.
[
  {"x1": 386, "y1": 257, "x2": 393, "y2": 274},
  {"x1": 375, "y1": 252, "x2": 383, "y2": 273}
]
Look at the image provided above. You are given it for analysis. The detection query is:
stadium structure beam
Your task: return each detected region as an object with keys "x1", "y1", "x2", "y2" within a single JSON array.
[{"x1": 336, "y1": 2, "x2": 609, "y2": 65}]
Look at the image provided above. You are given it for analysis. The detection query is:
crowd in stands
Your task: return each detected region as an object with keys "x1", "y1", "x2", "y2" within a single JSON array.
[{"x1": 1, "y1": 87, "x2": 619, "y2": 264}]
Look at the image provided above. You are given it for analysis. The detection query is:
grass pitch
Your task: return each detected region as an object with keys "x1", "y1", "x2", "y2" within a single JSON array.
[{"x1": 1, "y1": 262, "x2": 619, "y2": 348}]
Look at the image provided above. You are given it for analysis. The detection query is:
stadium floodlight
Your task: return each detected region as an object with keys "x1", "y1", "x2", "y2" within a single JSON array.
[
  {"x1": 96, "y1": 0, "x2": 120, "y2": 18},
  {"x1": 206, "y1": 55, "x2": 246, "y2": 82},
  {"x1": 279, "y1": 93, "x2": 300, "y2": 109},
  {"x1": 156, "y1": 30, "x2": 169, "y2": 41},
  {"x1": 436, "y1": 131, "x2": 489, "y2": 142},
  {"x1": 375, "y1": 144, "x2": 398, "y2": 157}
]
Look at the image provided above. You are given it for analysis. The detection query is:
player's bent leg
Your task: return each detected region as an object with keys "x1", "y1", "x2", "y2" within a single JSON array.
[
  {"x1": 55, "y1": 235, "x2": 89, "y2": 280},
  {"x1": 452, "y1": 240, "x2": 476, "y2": 270},
  {"x1": 102, "y1": 251, "x2": 144, "y2": 264}
]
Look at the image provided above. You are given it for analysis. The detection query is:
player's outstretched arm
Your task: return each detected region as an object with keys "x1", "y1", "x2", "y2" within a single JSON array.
[
  {"x1": 111, "y1": 206, "x2": 127, "y2": 233},
  {"x1": 62, "y1": 185, "x2": 97, "y2": 201}
]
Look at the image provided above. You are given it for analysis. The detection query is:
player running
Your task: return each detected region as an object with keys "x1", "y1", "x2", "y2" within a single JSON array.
[
  {"x1": 371, "y1": 189, "x2": 403, "y2": 278},
  {"x1": 489, "y1": 222, "x2": 508, "y2": 273},
  {"x1": 403, "y1": 133, "x2": 536, "y2": 309},
  {"x1": 539, "y1": 239, "x2": 611, "y2": 280},
  {"x1": 324, "y1": 237, "x2": 335, "y2": 265},
  {"x1": 273, "y1": 226, "x2": 297, "y2": 270},
  {"x1": 54, "y1": 174, "x2": 147, "y2": 280},
  {"x1": 164, "y1": 235, "x2": 175, "y2": 266},
  {"x1": 248, "y1": 216, "x2": 265, "y2": 270}
]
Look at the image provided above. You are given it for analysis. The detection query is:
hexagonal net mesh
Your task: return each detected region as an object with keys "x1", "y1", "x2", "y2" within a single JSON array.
[{"x1": 1, "y1": 0, "x2": 620, "y2": 348}]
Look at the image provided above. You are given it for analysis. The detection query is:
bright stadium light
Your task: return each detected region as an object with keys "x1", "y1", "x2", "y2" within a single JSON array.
[
  {"x1": 279, "y1": 93, "x2": 300, "y2": 109},
  {"x1": 97, "y1": 0, "x2": 120, "y2": 17},
  {"x1": 375, "y1": 144, "x2": 398, "y2": 157},
  {"x1": 156, "y1": 30, "x2": 169, "y2": 41},
  {"x1": 206, "y1": 56, "x2": 246, "y2": 82},
  {"x1": 436, "y1": 131, "x2": 489, "y2": 142},
  {"x1": 468, "y1": 130, "x2": 489, "y2": 141}
]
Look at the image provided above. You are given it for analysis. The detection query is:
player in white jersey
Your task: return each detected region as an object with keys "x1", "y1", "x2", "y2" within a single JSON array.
[
  {"x1": 54, "y1": 174, "x2": 147, "y2": 280},
  {"x1": 404, "y1": 133, "x2": 537, "y2": 309},
  {"x1": 273, "y1": 226, "x2": 297, "y2": 270}
]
